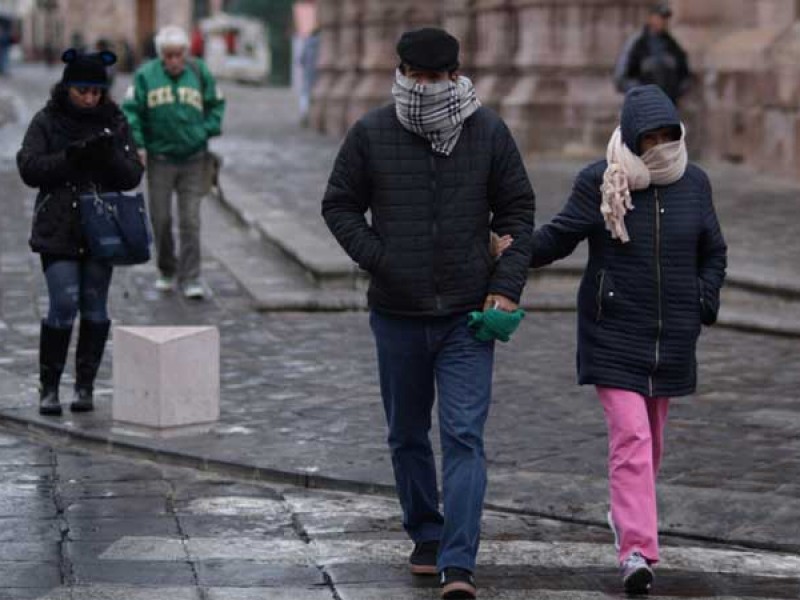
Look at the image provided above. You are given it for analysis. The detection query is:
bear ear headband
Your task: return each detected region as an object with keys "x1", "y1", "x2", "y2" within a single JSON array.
[
  {"x1": 98, "y1": 50, "x2": 117, "y2": 66},
  {"x1": 60, "y1": 48, "x2": 117, "y2": 67},
  {"x1": 61, "y1": 48, "x2": 78, "y2": 63}
]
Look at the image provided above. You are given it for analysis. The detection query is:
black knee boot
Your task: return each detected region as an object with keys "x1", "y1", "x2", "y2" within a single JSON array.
[
  {"x1": 39, "y1": 321, "x2": 73, "y2": 416},
  {"x1": 71, "y1": 319, "x2": 111, "y2": 413}
]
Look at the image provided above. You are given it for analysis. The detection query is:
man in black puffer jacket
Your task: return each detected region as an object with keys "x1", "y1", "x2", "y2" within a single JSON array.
[{"x1": 322, "y1": 28, "x2": 534, "y2": 600}]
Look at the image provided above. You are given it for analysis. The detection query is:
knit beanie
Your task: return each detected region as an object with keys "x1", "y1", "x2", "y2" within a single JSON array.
[
  {"x1": 396, "y1": 27, "x2": 460, "y2": 72},
  {"x1": 61, "y1": 48, "x2": 116, "y2": 88}
]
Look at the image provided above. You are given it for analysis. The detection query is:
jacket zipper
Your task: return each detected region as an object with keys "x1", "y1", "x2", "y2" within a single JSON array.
[
  {"x1": 429, "y1": 154, "x2": 442, "y2": 312},
  {"x1": 596, "y1": 269, "x2": 606, "y2": 322},
  {"x1": 650, "y1": 189, "x2": 663, "y2": 397}
]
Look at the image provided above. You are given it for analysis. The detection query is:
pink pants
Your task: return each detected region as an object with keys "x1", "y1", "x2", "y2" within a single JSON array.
[{"x1": 597, "y1": 386, "x2": 670, "y2": 565}]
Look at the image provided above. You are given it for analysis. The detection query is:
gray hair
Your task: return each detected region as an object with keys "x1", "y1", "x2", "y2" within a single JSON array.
[{"x1": 155, "y1": 26, "x2": 189, "y2": 55}]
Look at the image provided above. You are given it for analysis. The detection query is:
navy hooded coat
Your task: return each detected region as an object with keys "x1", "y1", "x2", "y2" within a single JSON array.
[{"x1": 531, "y1": 86, "x2": 727, "y2": 398}]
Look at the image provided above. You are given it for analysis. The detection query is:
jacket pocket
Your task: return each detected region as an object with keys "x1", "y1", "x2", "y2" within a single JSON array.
[{"x1": 595, "y1": 269, "x2": 614, "y2": 322}]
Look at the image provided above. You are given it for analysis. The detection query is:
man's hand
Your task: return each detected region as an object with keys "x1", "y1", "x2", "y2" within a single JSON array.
[
  {"x1": 137, "y1": 149, "x2": 147, "y2": 165},
  {"x1": 483, "y1": 294, "x2": 518, "y2": 312}
]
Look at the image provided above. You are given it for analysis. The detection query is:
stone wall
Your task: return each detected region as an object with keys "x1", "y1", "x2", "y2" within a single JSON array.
[
  {"x1": 312, "y1": 0, "x2": 800, "y2": 180},
  {"x1": 21, "y1": 0, "x2": 193, "y2": 62}
]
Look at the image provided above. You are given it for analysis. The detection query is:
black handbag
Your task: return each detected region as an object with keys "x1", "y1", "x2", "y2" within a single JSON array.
[{"x1": 79, "y1": 189, "x2": 152, "y2": 265}]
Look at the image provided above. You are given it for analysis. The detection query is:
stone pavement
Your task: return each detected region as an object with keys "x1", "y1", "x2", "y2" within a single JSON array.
[
  {"x1": 1, "y1": 425, "x2": 799, "y2": 600},
  {"x1": 1, "y1": 64, "x2": 800, "y2": 596}
]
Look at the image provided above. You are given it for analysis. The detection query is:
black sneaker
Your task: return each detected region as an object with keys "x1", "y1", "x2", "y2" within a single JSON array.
[
  {"x1": 409, "y1": 540, "x2": 439, "y2": 575},
  {"x1": 440, "y1": 567, "x2": 477, "y2": 599}
]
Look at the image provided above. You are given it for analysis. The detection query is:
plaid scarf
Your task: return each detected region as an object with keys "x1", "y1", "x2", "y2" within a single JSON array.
[{"x1": 392, "y1": 70, "x2": 481, "y2": 156}]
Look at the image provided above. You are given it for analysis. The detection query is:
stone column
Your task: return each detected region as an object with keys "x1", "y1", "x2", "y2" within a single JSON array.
[
  {"x1": 502, "y1": 0, "x2": 651, "y2": 156},
  {"x1": 346, "y1": 0, "x2": 397, "y2": 130},
  {"x1": 442, "y1": 0, "x2": 476, "y2": 70},
  {"x1": 310, "y1": 0, "x2": 341, "y2": 132},
  {"x1": 767, "y1": 24, "x2": 800, "y2": 177},
  {"x1": 347, "y1": 0, "x2": 443, "y2": 127},
  {"x1": 324, "y1": 0, "x2": 365, "y2": 136},
  {"x1": 472, "y1": 0, "x2": 516, "y2": 112}
]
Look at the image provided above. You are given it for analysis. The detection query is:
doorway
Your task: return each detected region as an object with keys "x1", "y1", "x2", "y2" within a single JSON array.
[{"x1": 136, "y1": 0, "x2": 156, "y2": 61}]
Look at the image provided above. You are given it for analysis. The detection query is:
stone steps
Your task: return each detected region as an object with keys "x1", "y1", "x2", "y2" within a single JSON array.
[{"x1": 213, "y1": 172, "x2": 800, "y2": 336}]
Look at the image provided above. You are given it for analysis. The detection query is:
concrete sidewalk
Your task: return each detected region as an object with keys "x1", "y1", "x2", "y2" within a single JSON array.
[{"x1": 1, "y1": 64, "x2": 799, "y2": 567}]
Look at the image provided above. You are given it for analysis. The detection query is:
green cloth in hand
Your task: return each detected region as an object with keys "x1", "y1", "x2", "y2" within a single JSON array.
[{"x1": 467, "y1": 308, "x2": 526, "y2": 342}]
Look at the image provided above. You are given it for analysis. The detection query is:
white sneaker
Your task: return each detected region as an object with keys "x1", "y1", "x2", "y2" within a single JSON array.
[
  {"x1": 621, "y1": 552, "x2": 654, "y2": 595},
  {"x1": 182, "y1": 281, "x2": 206, "y2": 300},
  {"x1": 155, "y1": 274, "x2": 175, "y2": 292}
]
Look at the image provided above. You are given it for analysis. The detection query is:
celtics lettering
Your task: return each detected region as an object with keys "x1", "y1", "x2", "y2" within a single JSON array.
[{"x1": 145, "y1": 85, "x2": 203, "y2": 111}]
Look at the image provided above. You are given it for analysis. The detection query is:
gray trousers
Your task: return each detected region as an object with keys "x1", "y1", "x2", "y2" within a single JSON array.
[{"x1": 146, "y1": 155, "x2": 206, "y2": 283}]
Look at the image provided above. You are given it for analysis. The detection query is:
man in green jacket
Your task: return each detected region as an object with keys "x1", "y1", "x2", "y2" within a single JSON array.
[{"x1": 122, "y1": 25, "x2": 225, "y2": 299}]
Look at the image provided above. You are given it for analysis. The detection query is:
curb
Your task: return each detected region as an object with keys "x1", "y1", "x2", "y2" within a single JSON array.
[{"x1": 2, "y1": 407, "x2": 799, "y2": 557}]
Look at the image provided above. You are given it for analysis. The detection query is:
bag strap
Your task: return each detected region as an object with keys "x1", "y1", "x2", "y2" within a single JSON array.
[{"x1": 187, "y1": 59, "x2": 206, "y2": 102}]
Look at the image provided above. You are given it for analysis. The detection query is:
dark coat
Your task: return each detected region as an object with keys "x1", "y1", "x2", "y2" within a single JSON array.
[
  {"x1": 624, "y1": 27, "x2": 690, "y2": 102},
  {"x1": 322, "y1": 105, "x2": 535, "y2": 317},
  {"x1": 531, "y1": 86, "x2": 727, "y2": 398},
  {"x1": 17, "y1": 89, "x2": 144, "y2": 258}
]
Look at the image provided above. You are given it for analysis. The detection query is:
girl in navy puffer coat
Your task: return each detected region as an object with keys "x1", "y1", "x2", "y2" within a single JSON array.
[{"x1": 529, "y1": 85, "x2": 727, "y2": 594}]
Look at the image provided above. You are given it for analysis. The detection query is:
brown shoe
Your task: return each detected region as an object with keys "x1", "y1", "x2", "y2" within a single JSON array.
[
  {"x1": 440, "y1": 567, "x2": 477, "y2": 599},
  {"x1": 409, "y1": 540, "x2": 439, "y2": 575}
]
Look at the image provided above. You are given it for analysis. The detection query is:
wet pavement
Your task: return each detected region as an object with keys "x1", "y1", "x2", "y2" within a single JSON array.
[
  {"x1": 0, "y1": 63, "x2": 799, "y2": 596},
  {"x1": 0, "y1": 426, "x2": 798, "y2": 599}
]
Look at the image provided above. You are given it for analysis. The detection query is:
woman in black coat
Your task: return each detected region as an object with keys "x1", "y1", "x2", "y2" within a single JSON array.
[
  {"x1": 527, "y1": 85, "x2": 726, "y2": 594},
  {"x1": 17, "y1": 49, "x2": 144, "y2": 416}
]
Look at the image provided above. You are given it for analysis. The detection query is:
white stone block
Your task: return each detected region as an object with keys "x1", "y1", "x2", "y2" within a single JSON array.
[{"x1": 112, "y1": 326, "x2": 220, "y2": 434}]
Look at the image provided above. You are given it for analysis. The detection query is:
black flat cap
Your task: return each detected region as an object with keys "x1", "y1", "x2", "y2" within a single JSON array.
[
  {"x1": 397, "y1": 27, "x2": 460, "y2": 73},
  {"x1": 650, "y1": 2, "x2": 673, "y2": 17}
]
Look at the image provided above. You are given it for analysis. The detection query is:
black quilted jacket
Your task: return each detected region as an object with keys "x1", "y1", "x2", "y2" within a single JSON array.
[
  {"x1": 322, "y1": 105, "x2": 535, "y2": 317},
  {"x1": 17, "y1": 91, "x2": 144, "y2": 258},
  {"x1": 532, "y1": 86, "x2": 727, "y2": 398}
]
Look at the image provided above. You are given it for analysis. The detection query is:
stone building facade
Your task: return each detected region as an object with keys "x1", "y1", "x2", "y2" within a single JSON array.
[
  {"x1": 311, "y1": 0, "x2": 800, "y2": 180},
  {"x1": 18, "y1": 0, "x2": 223, "y2": 65}
]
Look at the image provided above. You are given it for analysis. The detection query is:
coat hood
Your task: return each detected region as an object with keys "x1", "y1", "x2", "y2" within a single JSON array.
[{"x1": 620, "y1": 84, "x2": 681, "y2": 155}]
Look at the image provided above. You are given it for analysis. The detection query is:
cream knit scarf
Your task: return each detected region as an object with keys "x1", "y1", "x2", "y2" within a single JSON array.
[{"x1": 600, "y1": 124, "x2": 688, "y2": 243}]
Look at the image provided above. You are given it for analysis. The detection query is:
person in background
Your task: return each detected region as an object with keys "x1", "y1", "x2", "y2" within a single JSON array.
[
  {"x1": 614, "y1": 2, "x2": 691, "y2": 104},
  {"x1": 122, "y1": 25, "x2": 225, "y2": 300},
  {"x1": 298, "y1": 27, "x2": 320, "y2": 126},
  {"x1": 190, "y1": 24, "x2": 205, "y2": 58},
  {"x1": 524, "y1": 85, "x2": 726, "y2": 595},
  {"x1": 95, "y1": 38, "x2": 116, "y2": 88},
  {"x1": 0, "y1": 17, "x2": 12, "y2": 76},
  {"x1": 17, "y1": 49, "x2": 143, "y2": 416}
]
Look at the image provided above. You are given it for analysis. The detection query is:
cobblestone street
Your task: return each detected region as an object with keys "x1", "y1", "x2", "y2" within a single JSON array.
[
  {"x1": 0, "y1": 426, "x2": 799, "y2": 599},
  {"x1": 1, "y1": 64, "x2": 799, "y2": 598}
]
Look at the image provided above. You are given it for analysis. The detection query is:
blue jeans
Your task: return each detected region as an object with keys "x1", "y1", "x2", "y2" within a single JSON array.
[
  {"x1": 370, "y1": 310, "x2": 495, "y2": 573},
  {"x1": 42, "y1": 258, "x2": 113, "y2": 328}
]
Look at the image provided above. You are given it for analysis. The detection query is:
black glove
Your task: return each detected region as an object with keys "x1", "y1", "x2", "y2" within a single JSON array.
[{"x1": 66, "y1": 129, "x2": 115, "y2": 166}]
